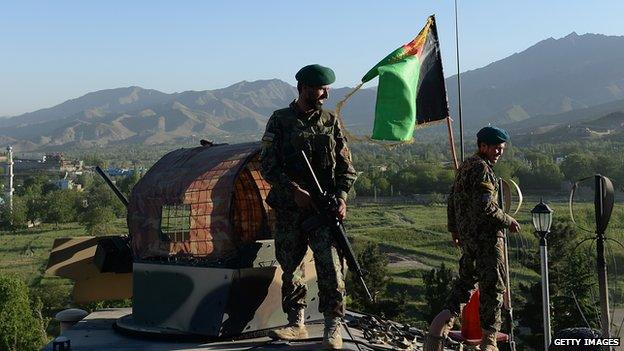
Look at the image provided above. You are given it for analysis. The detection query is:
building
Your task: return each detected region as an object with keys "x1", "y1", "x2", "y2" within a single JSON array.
[{"x1": 0, "y1": 146, "x2": 14, "y2": 209}]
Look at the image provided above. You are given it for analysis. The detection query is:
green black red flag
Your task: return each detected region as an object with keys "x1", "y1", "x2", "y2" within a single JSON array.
[{"x1": 362, "y1": 15, "x2": 449, "y2": 141}]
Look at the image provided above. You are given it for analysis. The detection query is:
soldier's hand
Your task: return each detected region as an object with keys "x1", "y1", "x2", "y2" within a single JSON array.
[
  {"x1": 293, "y1": 186, "x2": 314, "y2": 209},
  {"x1": 451, "y1": 232, "x2": 460, "y2": 246},
  {"x1": 508, "y1": 218, "x2": 521, "y2": 233},
  {"x1": 336, "y1": 198, "x2": 347, "y2": 220}
]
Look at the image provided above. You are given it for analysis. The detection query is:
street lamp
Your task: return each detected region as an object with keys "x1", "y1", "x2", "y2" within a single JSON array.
[{"x1": 531, "y1": 199, "x2": 553, "y2": 351}]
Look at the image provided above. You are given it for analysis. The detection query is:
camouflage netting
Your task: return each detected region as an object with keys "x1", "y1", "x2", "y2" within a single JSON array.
[{"x1": 128, "y1": 142, "x2": 274, "y2": 263}]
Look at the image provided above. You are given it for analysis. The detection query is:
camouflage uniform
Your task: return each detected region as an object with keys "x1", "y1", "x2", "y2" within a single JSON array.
[
  {"x1": 445, "y1": 153, "x2": 513, "y2": 332},
  {"x1": 260, "y1": 101, "x2": 357, "y2": 318}
]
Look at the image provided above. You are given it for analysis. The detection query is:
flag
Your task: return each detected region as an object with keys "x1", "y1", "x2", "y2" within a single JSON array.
[{"x1": 362, "y1": 15, "x2": 449, "y2": 141}]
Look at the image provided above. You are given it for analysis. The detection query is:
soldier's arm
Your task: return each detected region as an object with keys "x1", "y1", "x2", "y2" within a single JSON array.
[
  {"x1": 260, "y1": 113, "x2": 297, "y2": 190},
  {"x1": 333, "y1": 114, "x2": 358, "y2": 201},
  {"x1": 473, "y1": 163, "x2": 514, "y2": 229}
]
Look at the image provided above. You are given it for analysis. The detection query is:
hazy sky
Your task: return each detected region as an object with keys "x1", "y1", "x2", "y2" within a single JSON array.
[{"x1": 1, "y1": 0, "x2": 623, "y2": 117}]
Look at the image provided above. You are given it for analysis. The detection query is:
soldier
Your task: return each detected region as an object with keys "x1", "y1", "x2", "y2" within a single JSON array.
[
  {"x1": 260, "y1": 64, "x2": 357, "y2": 350},
  {"x1": 424, "y1": 126, "x2": 521, "y2": 351}
]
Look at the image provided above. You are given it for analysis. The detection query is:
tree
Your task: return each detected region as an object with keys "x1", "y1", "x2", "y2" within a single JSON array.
[
  {"x1": 76, "y1": 173, "x2": 94, "y2": 189},
  {"x1": 551, "y1": 252, "x2": 599, "y2": 331},
  {"x1": 422, "y1": 262, "x2": 454, "y2": 322},
  {"x1": 560, "y1": 153, "x2": 594, "y2": 181},
  {"x1": 24, "y1": 195, "x2": 45, "y2": 225},
  {"x1": 348, "y1": 242, "x2": 390, "y2": 305},
  {"x1": 373, "y1": 177, "x2": 390, "y2": 196},
  {"x1": 85, "y1": 179, "x2": 125, "y2": 217},
  {"x1": 15, "y1": 176, "x2": 48, "y2": 197},
  {"x1": 80, "y1": 206, "x2": 117, "y2": 235},
  {"x1": 0, "y1": 275, "x2": 47, "y2": 351},
  {"x1": 517, "y1": 162, "x2": 564, "y2": 191},
  {"x1": 117, "y1": 171, "x2": 141, "y2": 197},
  {"x1": 346, "y1": 241, "x2": 404, "y2": 318},
  {"x1": 516, "y1": 219, "x2": 600, "y2": 349},
  {"x1": 354, "y1": 174, "x2": 373, "y2": 196},
  {"x1": 83, "y1": 154, "x2": 108, "y2": 168},
  {"x1": 0, "y1": 197, "x2": 28, "y2": 231},
  {"x1": 42, "y1": 190, "x2": 80, "y2": 227},
  {"x1": 394, "y1": 171, "x2": 418, "y2": 195}
]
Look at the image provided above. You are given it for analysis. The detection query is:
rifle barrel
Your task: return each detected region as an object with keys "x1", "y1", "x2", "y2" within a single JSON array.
[{"x1": 299, "y1": 151, "x2": 373, "y2": 302}]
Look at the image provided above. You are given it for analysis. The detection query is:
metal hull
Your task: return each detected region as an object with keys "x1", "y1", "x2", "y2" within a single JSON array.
[{"x1": 131, "y1": 241, "x2": 321, "y2": 337}]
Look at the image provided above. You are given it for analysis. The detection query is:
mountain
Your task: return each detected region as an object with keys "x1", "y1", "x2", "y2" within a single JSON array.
[
  {"x1": 514, "y1": 110, "x2": 624, "y2": 145},
  {"x1": 0, "y1": 87, "x2": 171, "y2": 128},
  {"x1": 4, "y1": 32, "x2": 624, "y2": 150},
  {"x1": 445, "y1": 32, "x2": 624, "y2": 129},
  {"x1": 0, "y1": 79, "x2": 378, "y2": 151},
  {"x1": 503, "y1": 97, "x2": 624, "y2": 134},
  {"x1": 0, "y1": 80, "x2": 301, "y2": 149}
]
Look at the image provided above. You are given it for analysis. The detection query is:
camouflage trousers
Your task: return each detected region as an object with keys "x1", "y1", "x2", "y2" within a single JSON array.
[
  {"x1": 444, "y1": 236, "x2": 506, "y2": 332},
  {"x1": 274, "y1": 209, "x2": 346, "y2": 318}
]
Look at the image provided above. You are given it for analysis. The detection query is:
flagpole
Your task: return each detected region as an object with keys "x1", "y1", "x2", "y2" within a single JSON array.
[
  {"x1": 455, "y1": 0, "x2": 464, "y2": 162},
  {"x1": 446, "y1": 117, "x2": 459, "y2": 171}
]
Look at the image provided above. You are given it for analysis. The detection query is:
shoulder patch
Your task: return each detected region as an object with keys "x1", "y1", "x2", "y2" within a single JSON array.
[
  {"x1": 480, "y1": 181, "x2": 495, "y2": 192},
  {"x1": 261, "y1": 132, "x2": 274, "y2": 142}
]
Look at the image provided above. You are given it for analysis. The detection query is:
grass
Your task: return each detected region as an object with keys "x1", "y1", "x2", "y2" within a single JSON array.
[
  {"x1": 0, "y1": 223, "x2": 86, "y2": 284},
  {"x1": 0, "y1": 219, "x2": 128, "y2": 284},
  {"x1": 346, "y1": 200, "x2": 624, "y2": 311},
  {"x1": 0, "y1": 202, "x2": 622, "y2": 331}
]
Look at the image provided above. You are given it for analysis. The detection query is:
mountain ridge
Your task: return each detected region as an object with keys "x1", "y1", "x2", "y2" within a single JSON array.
[{"x1": 4, "y1": 32, "x2": 624, "y2": 150}]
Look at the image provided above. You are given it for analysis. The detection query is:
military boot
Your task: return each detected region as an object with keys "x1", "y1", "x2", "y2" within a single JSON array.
[
  {"x1": 268, "y1": 309, "x2": 309, "y2": 340},
  {"x1": 480, "y1": 329, "x2": 498, "y2": 351},
  {"x1": 423, "y1": 310, "x2": 455, "y2": 351},
  {"x1": 322, "y1": 316, "x2": 343, "y2": 350}
]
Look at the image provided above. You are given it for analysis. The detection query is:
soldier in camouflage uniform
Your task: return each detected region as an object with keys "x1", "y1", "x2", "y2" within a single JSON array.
[
  {"x1": 424, "y1": 126, "x2": 520, "y2": 351},
  {"x1": 260, "y1": 64, "x2": 357, "y2": 350}
]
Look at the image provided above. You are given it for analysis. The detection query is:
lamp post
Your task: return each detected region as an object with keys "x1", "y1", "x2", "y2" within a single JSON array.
[{"x1": 531, "y1": 199, "x2": 553, "y2": 351}]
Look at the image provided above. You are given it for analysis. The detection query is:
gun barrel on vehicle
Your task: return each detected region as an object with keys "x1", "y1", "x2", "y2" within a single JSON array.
[
  {"x1": 298, "y1": 151, "x2": 373, "y2": 302},
  {"x1": 95, "y1": 166, "x2": 130, "y2": 208}
]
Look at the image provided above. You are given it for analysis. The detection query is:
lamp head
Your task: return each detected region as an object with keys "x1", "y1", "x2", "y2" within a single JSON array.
[{"x1": 531, "y1": 199, "x2": 553, "y2": 234}]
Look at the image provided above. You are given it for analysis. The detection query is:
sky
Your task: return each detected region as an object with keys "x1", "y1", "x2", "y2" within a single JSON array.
[{"x1": 1, "y1": 0, "x2": 623, "y2": 117}]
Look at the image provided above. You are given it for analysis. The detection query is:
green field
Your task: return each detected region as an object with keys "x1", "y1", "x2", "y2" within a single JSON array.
[
  {"x1": 345, "y1": 201, "x2": 624, "y2": 324},
  {"x1": 0, "y1": 219, "x2": 130, "y2": 335},
  {"x1": 0, "y1": 202, "x2": 623, "y2": 331}
]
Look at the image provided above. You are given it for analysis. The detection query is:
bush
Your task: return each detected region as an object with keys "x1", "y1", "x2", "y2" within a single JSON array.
[
  {"x1": 426, "y1": 192, "x2": 446, "y2": 206},
  {"x1": 348, "y1": 241, "x2": 391, "y2": 305},
  {"x1": 80, "y1": 206, "x2": 117, "y2": 235},
  {"x1": 0, "y1": 197, "x2": 28, "y2": 231},
  {"x1": 346, "y1": 241, "x2": 406, "y2": 318},
  {"x1": 0, "y1": 275, "x2": 47, "y2": 351},
  {"x1": 422, "y1": 262, "x2": 454, "y2": 322}
]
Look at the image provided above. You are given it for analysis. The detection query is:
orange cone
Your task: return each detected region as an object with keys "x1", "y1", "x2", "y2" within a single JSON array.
[
  {"x1": 460, "y1": 289, "x2": 482, "y2": 341},
  {"x1": 449, "y1": 288, "x2": 509, "y2": 345}
]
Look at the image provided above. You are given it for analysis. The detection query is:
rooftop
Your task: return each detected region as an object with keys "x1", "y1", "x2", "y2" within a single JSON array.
[{"x1": 41, "y1": 308, "x2": 454, "y2": 351}]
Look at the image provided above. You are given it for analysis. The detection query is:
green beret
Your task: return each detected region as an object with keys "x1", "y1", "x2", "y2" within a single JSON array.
[
  {"x1": 477, "y1": 126, "x2": 509, "y2": 145},
  {"x1": 295, "y1": 64, "x2": 336, "y2": 86}
]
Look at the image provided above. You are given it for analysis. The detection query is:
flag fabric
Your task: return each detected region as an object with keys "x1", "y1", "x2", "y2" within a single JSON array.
[{"x1": 362, "y1": 15, "x2": 449, "y2": 141}]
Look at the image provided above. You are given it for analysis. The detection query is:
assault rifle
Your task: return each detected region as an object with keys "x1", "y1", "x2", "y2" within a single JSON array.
[{"x1": 297, "y1": 151, "x2": 373, "y2": 302}]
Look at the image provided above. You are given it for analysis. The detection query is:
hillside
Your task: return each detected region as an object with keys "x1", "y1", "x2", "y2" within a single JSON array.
[
  {"x1": 446, "y1": 32, "x2": 624, "y2": 128},
  {"x1": 514, "y1": 110, "x2": 624, "y2": 145},
  {"x1": 4, "y1": 32, "x2": 624, "y2": 150}
]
